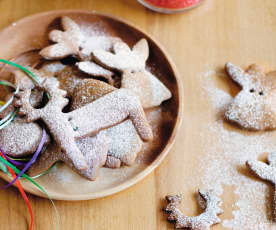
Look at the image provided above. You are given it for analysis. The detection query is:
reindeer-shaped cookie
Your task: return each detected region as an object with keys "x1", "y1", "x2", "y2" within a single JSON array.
[
  {"x1": 164, "y1": 190, "x2": 223, "y2": 230},
  {"x1": 89, "y1": 39, "x2": 172, "y2": 109},
  {"x1": 14, "y1": 77, "x2": 152, "y2": 176},
  {"x1": 225, "y1": 62, "x2": 276, "y2": 130}
]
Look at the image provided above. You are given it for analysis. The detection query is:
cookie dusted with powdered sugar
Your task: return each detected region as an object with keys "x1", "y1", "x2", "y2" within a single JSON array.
[
  {"x1": 164, "y1": 190, "x2": 223, "y2": 230},
  {"x1": 71, "y1": 79, "x2": 144, "y2": 168},
  {"x1": 28, "y1": 131, "x2": 108, "y2": 180},
  {"x1": 225, "y1": 62, "x2": 276, "y2": 130},
  {"x1": 93, "y1": 39, "x2": 172, "y2": 109},
  {"x1": 246, "y1": 152, "x2": 276, "y2": 221},
  {"x1": 39, "y1": 16, "x2": 118, "y2": 84}
]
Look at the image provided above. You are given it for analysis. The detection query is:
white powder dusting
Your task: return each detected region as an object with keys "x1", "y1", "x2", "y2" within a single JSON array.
[{"x1": 198, "y1": 70, "x2": 276, "y2": 229}]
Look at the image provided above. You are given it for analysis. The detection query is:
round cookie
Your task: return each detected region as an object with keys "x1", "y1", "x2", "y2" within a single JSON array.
[
  {"x1": 0, "y1": 118, "x2": 50, "y2": 157},
  {"x1": 71, "y1": 78, "x2": 115, "y2": 110},
  {"x1": 57, "y1": 66, "x2": 86, "y2": 96}
]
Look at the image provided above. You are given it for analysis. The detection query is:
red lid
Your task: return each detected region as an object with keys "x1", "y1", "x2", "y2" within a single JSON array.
[{"x1": 144, "y1": 0, "x2": 202, "y2": 9}]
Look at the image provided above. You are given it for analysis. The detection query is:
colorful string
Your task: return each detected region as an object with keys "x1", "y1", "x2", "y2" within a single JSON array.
[
  {"x1": 0, "y1": 152, "x2": 59, "y2": 230},
  {"x1": 0, "y1": 152, "x2": 34, "y2": 230},
  {"x1": 0, "y1": 129, "x2": 47, "y2": 188},
  {"x1": 0, "y1": 60, "x2": 59, "y2": 229}
]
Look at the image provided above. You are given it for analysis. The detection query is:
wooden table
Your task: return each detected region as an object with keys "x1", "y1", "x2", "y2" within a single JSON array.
[{"x1": 0, "y1": 0, "x2": 276, "y2": 229}]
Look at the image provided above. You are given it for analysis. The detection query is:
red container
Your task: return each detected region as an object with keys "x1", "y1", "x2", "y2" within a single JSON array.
[{"x1": 138, "y1": 0, "x2": 204, "y2": 13}]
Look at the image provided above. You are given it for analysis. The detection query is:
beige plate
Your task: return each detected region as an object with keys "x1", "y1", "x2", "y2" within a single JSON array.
[{"x1": 0, "y1": 10, "x2": 183, "y2": 200}]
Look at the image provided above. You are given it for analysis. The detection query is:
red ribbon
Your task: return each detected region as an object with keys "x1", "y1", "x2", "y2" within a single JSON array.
[{"x1": 0, "y1": 151, "x2": 34, "y2": 230}]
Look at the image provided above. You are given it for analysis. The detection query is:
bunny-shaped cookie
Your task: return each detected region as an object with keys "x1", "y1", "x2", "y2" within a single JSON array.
[{"x1": 225, "y1": 62, "x2": 276, "y2": 130}]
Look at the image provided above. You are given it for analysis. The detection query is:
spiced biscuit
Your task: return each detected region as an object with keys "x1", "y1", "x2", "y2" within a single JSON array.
[
  {"x1": 29, "y1": 131, "x2": 108, "y2": 180},
  {"x1": 39, "y1": 61, "x2": 66, "y2": 75},
  {"x1": 0, "y1": 118, "x2": 50, "y2": 157},
  {"x1": 56, "y1": 66, "x2": 85, "y2": 96},
  {"x1": 71, "y1": 78, "x2": 115, "y2": 110},
  {"x1": 93, "y1": 39, "x2": 172, "y2": 109},
  {"x1": 39, "y1": 16, "x2": 85, "y2": 60},
  {"x1": 76, "y1": 61, "x2": 114, "y2": 85},
  {"x1": 71, "y1": 79, "x2": 144, "y2": 167},
  {"x1": 246, "y1": 152, "x2": 276, "y2": 221},
  {"x1": 225, "y1": 62, "x2": 276, "y2": 130},
  {"x1": 106, "y1": 120, "x2": 142, "y2": 167},
  {"x1": 15, "y1": 77, "x2": 152, "y2": 176},
  {"x1": 164, "y1": 190, "x2": 223, "y2": 230},
  {"x1": 40, "y1": 16, "x2": 118, "y2": 84},
  {"x1": 14, "y1": 77, "x2": 88, "y2": 172}
]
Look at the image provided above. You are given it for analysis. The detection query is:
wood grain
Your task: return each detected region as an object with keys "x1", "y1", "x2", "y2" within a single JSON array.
[{"x1": 0, "y1": 0, "x2": 276, "y2": 229}]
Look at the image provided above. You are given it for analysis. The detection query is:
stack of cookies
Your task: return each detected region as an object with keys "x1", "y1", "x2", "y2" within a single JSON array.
[{"x1": 0, "y1": 16, "x2": 172, "y2": 181}]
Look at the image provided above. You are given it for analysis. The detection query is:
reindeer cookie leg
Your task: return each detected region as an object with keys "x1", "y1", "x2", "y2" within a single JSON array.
[
  {"x1": 29, "y1": 131, "x2": 108, "y2": 180},
  {"x1": 246, "y1": 152, "x2": 276, "y2": 221}
]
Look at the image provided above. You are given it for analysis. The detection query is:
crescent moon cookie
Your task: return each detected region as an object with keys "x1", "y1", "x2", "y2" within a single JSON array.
[
  {"x1": 71, "y1": 79, "x2": 143, "y2": 168},
  {"x1": 225, "y1": 62, "x2": 276, "y2": 130},
  {"x1": 92, "y1": 39, "x2": 172, "y2": 109}
]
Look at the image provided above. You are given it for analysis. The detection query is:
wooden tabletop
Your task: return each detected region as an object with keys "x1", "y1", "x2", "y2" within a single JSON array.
[{"x1": 1, "y1": 0, "x2": 276, "y2": 229}]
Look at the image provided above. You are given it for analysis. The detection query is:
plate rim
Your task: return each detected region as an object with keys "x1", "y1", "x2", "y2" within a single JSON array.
[{"x1": 0, "y1": 9, "x2": 184, "y2": 200}]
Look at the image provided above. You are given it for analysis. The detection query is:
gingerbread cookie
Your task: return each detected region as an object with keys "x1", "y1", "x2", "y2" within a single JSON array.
[
  {"x1": 71, "y1": 78, "x2": 115, "y2": 110},
  {"x1": 14, "y1": 77, "x2": 88, "y2": 172},
  {"x1": 225, "y1": 62, "x2": 276, "y2": 130},
  {"x1": 56, "y1": 66, "x2": 85, "y2": 96},
  {"x1": 80, "y1": 36, "x2": 121, "y2": 59},
  {"x1": 15, "y1": 77, "x2": 152, "y2": 173},
  {"x1": 57, "y1": 65, "x2": 113, "y2": 97},
  {"x1": 246, "y1": 152, "x2": 276, "y2": 221},
  {"x1": 39, "y1": 16, "x2": 85, "y2": 60},
  {"x1": 29, "y1": 131, "x2": 108, "y2": 180},
  {"x1": 71, "y1": 79, "x2": 143, "y2": 167},
  {"x1": 164, "y1": 190, "x2": 223, "y2": 230},
  {"x1": 39, "y1": 61, "x2": 66, "y2": 75},
  {"x1": 12, "y1": 68, "x2": 54, "y2": 107},
  {"x1": 106, "y1": 120, "x2": 142, "y2": 167},
  {"x1": 0, "y1": 118, "x2": 50, "y2": 157},
  {"x1": 40, "y1": 16, "x2": 118, "y2": 84},
  {"x1": 93, "y1": 39, "x2": 172, "y2": 108},
  {"x1": 76, "y1": 61, "x2": 114, "y2": 85}
]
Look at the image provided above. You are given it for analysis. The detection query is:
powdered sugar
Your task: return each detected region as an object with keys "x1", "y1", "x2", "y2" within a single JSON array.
[{"x1": 198, "y1": 69, "x2": 276, "y2": 229}]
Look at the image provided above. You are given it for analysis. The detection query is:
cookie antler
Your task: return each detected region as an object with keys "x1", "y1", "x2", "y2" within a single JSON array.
[
  {"x1": 246, "y1": 152, "x2": 276, "y2": 221},
  {"x1": 14, "y1": 77, "x2": 88, "y2": 172},
  {"x1": 164, "y1": 190, "x2": 223, "y2": 230}
]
